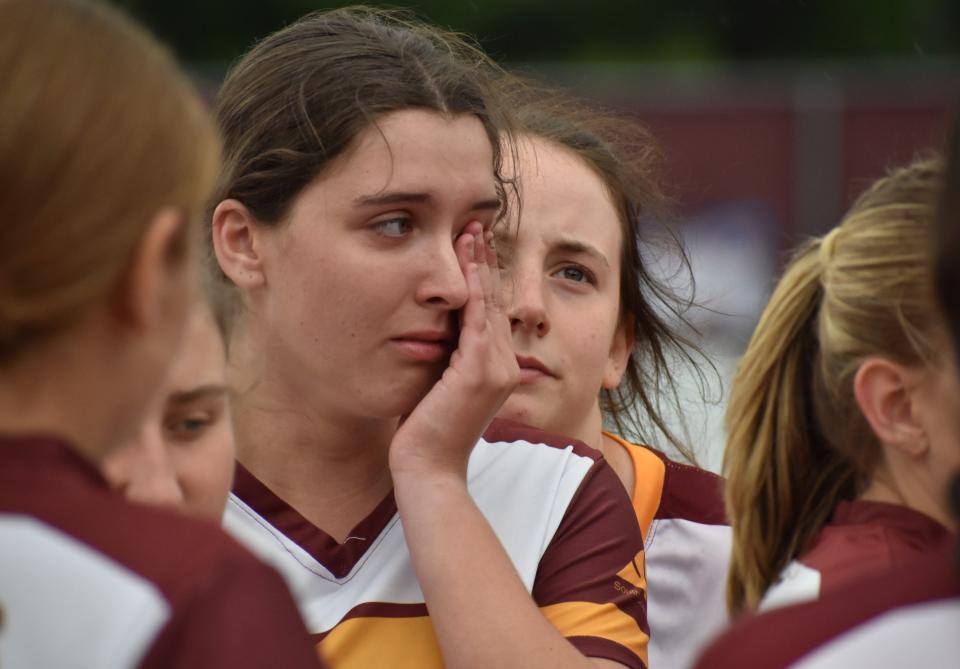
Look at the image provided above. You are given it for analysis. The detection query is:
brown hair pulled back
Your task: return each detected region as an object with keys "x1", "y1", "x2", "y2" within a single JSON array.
[
  {"x1": 0, "y1": 0, "x2": 220, "y2": 363},
  {"x1": 724, "y1": 156, "x2": 944, "y2": 614},
  {"x1": 210, "y1": 6, "x2": 514, "y2": 327}
]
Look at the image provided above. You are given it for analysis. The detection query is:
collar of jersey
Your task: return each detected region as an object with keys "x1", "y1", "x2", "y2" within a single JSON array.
[{"x1": 232, "y1": 461, "x2": 398, "y2": 579}]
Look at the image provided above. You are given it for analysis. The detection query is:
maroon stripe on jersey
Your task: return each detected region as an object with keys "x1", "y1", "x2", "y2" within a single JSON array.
[
  {"x1": 310, "y1": 602, "x2": 430, "y2": 643},
  {"x1": 532, "y1": 459, "x2": 649, "y2": 636},
  {"x1": 482, "y1": 418, "x2": 602, "y2": 461},
  {"x1": 232, "y1": 462, "x2": 397, "y2": 578},
  {"x1": 650, "y1": 449, "x2": 727, "y2": 525},
  {"x1": 569, "y1": 637, "x2": 647, "y2": 669},
  {"x1": 694, "y1": 545, "x2": 960, "y2": 669}
]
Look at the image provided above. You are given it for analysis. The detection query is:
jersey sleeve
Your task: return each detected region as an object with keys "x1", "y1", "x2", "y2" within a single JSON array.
[
  {"x1": 532, "y1": 458, "x2": 649, "y2": 669},
  {"x1": 139, "y1": 553, "x2": 324, "y2": 669}
]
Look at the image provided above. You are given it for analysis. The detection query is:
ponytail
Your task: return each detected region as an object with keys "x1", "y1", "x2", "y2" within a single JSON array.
[{"x1": 723, "y1": 240, "x2": 857, "y2": 614}]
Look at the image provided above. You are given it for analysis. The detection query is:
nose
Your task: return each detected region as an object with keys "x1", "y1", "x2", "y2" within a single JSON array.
[
  {"x1": 507, "y1": 269, "x2": 549, "y2": 337},
  {"x1": 109, "y1": 426, "x2": 185, "y2": 511},
  {"x1": 416, "y1": 237, "x2": 469, "y2": 310}
]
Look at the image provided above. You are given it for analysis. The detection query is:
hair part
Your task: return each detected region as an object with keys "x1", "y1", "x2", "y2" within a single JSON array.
[
  {"x1": 723, "y1": 156, "x2": 944, "y2": 614},
  {"x1": 0, "y1": 0, "x2": 221, "y2": 364}
]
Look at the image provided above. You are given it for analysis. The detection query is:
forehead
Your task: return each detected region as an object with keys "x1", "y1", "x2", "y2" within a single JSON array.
[
  {"x1": 506, "y1": 135, "x2": 623, "y2": 252},
  {"x1": 164, "y1": 307, "x2": 226, "y2": 392},
  {"x1": 322, "y1": 109, "x2": 498, "y2": 203}
]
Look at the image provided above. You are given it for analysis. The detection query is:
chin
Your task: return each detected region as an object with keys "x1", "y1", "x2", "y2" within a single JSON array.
[
  {"x1": 372, "y1": 372, "x2": 442, "y2": 419},
  {"x1": 495, "y1": 401, "x2": 539, "y2": 429}
]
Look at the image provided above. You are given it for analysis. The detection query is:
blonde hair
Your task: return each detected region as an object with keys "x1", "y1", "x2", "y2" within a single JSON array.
[
  {"x1": 723, "y1": 156, "x2": 944, "y2": 614},
  {"x1": 0, "y1": 0, "x2": 221, "y2": 361}
]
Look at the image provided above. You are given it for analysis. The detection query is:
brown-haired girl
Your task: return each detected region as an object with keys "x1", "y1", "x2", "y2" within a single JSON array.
[
  {"x1": 724, "y1": 156, "x2": 959, "y2": 616},
  {"x1": 0, "y1": 1, "x2": 320, "y2": 666},
  {"x1": 493, "y1": 90, "x2": 730, "y2": 669},
  {"x1": 212, "y1": 7, "x2": 648, "y2": 669}
]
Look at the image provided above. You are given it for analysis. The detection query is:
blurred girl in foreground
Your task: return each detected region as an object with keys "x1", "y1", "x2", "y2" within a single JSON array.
[{"x1": 0, "y1": 1, "x2": 319, "y2": 666}]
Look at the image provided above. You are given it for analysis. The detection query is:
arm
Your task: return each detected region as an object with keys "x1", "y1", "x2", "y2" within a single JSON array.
[{"x1": 390, "y1": 224, "x2": 642, "y2": 669}]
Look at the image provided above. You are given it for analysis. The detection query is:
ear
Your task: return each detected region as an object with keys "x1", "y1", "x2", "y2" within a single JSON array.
[
  {"x1": 114, "y1": 206, "x2": 191, "y2": 332},
  {"x1": 853, "y1": 357, "x2": 928, "y2": 457},
  {"x1": 602, "y1": 313, "x2": 636, "y2": 389},
  {"x1": 211, "y1": 198, "x2": 267, "y2": 290}
]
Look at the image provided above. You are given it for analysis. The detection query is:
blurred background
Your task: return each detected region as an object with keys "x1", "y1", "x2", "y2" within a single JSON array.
[{"x1": 111, "y1": 0, "x2": 960, "y2": 470}]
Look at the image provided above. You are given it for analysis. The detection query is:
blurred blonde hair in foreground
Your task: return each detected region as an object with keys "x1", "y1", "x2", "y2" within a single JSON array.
[{"x1": 0, "y1": 0, "x2": 221, "y2": 363}]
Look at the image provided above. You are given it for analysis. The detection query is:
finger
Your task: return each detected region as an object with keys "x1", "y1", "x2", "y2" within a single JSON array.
[
  {"x1": 472, "y1": 225, "x2": 494, "y2": 313},
  {"x1": 484, "y1": 229, "x2": 504, "y2": 313},
  {"x1": 461, "y1": 260, "x2": 486, "y2": 335},
  {"x1": 454, "y1": 230, "x2": 475, "y2": 276}
]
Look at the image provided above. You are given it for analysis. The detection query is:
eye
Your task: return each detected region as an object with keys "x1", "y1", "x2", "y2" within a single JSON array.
[
  {"x1": 372, "y1": 216, "x2": 412, "y2": 238},
  {"x1": 164, "y1": 413, "x2": 213, "y2": 442},
  {"x1": 553, "y1": 264, "x2": 595, "y2": 285}
]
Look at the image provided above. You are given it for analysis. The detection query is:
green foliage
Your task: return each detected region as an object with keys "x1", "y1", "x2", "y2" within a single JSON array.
[{"x1": 110, "y1": 0, "x2": 959, "y2": 65}]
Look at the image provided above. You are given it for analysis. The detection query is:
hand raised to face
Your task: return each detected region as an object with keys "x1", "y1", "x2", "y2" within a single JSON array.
[{"x1": 389, "y1": 220, "x2": 520, "y2": 479}]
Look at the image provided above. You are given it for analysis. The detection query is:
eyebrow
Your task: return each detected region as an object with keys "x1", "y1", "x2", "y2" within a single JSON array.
[
  {"x1": 552, "y1": 238, "x2": 612, "y2": 269},
  {"x1": 353, "y1": 191, "x2": 502, "y2": 212},
  {"x1": 166, "y1": 385, "x2": 227, "y2": 406}
]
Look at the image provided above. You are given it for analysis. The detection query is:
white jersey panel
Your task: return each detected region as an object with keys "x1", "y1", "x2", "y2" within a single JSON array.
[
  {"x1": 224, "y1": 436, "x2": 594, "y2": 632},
  {"x1": 645, "y1": 518, "x2": 731, "y2": 669},
  {"x1": 0, "y1": 514, "x2": 170, "y2": 669},
  {"x1": 760, "y1": 559, "x2": 822, "y2": 612},
  {"x1": 792, "y1": 598, "x2": 960, "y2": 668}
]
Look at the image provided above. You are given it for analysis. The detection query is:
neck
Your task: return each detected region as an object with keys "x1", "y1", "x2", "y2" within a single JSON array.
[
  {"x1": 227, "y1": 330, "x2": 396, "y2": 540},
  {"x1": 859, "y1": 463, "x2": 958, "y2": 533},
  {"x1": 562, "y1": 402, "x2": 635, "y2": 496},
  {"x1": 0, "y1": 332, "x2": 125, "y2": 466}
]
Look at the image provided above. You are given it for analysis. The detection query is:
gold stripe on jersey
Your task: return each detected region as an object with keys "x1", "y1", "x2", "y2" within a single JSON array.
[
  {"x1": 540, "y1": 601, "x2": 649, "y2": 665},
  {"x1": 617, "y1": 550, "x2": 647, "y2": 593},
  {"x1": 319, "y1": 615, "x2": 442, "y2": 668},
  {"x1": 604, "y1": 432, "x2": 665, "y2": 540}
]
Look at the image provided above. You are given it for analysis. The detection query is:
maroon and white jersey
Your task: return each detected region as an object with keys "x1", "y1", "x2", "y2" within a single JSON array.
[
  {"x1": 605, "y1": 433, "x2": 731, "y2": 669},
  {"x1": 224, "y1": 419, "x2": 650, "y2": 669},
  {"x1": 761, "y1": 499, "x2": 953, "y2": 611},
  {"x1": 694, "y1": 544, "x2": 960, "y2": 668},
  {"x1": 0, "y1": 436, "x2": 321, "y2": 669}
]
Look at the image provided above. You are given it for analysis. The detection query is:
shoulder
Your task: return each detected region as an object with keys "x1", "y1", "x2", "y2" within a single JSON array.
[
  {"x1": 33, "y1": 485, "x2": 275, "y2": 604},
  {"x1": 481, "y1": 417, "x2": 602, "y2": 461},
  {"x1": 694, "y1": 547, "x2": 960, "y2": 668},
  {"x1": 642, "y1": 445, "x2": 727, "y2": 525}
]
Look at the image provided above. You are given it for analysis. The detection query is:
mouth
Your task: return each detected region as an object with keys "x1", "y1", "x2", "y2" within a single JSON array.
[
  {"x1": 515, "y1": 355, "x2": 554, "y2": 383},
  {"x1": 390, "y1": 331, "x2": 454, "y2": 363}
]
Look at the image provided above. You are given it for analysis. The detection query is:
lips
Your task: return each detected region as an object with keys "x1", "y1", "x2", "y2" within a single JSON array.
[
  {"x1": 515, "y1": 355, "x2": 554, "y2": 383},
  {"x1": 390, "y1": 331, "x2": 453, "y2": 362}
]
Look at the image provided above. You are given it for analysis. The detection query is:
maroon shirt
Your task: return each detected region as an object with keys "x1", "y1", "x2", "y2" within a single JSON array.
[
  {"x1": 695, "y1": 545, "x2": 960, "y2": 668},
  {"x1": 0, "y1": 436, "x2": 322, "y2": 668},
  {"x1": 801, "y1": 499, "x2": 953, "y2": 595}
]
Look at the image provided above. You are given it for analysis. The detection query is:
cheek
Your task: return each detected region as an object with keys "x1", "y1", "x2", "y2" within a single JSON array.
[{"x1": 172, "y1": 428, "x2": 236, "y2": 508}]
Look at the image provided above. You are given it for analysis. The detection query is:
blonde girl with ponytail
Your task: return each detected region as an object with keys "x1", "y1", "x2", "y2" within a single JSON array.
[{"x1": 724, "y1": 156, "x2": 959, "y2": 615}]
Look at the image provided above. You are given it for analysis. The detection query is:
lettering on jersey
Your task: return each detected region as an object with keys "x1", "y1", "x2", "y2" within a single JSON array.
[{"x1": 614, "y1": 552, "x2": 647, "y2": 603}]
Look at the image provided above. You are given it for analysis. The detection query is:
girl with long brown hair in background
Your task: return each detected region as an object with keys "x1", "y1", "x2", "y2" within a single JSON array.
[
  {"x1": 723, "y1": 156, "x2": 959, "y2": 616},
  {"x1": 0, "y1": 1, "x2": 320, "y2": 666},
  {"x1": 493, "y1": 88, "x2": 729, "y2": 669}
]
